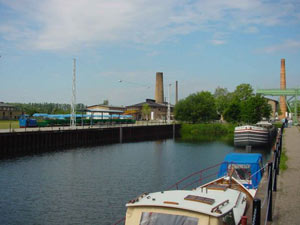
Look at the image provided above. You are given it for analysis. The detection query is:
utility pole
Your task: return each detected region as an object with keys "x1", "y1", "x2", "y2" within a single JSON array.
[
  {"x1": 167, "y1": 83, "x2": 171, "y2": 123},
  {"x1": 71, "y1": 58, "x2": 76, "y2": 128}
]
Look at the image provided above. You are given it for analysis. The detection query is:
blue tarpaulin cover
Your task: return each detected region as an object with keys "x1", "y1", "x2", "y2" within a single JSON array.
[{"x1": 218, "y1": 153, "x2": 263, "y2": 189}]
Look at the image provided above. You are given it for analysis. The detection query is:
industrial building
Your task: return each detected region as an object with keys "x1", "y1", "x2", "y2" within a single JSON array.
[
  {"x1": 85, "y1": 104, "x2": 125, "y2": 118},
  {"x1": 0, "y1": 102, "x2": 21, "y2": 120},
  {"x1": 125, "y1": 72, "x2": 175, "y2": 121},
  {"x1": 265, "y1": 98, "x2": 279, "y2": 119},
  {"x1": 126, "y1": 99, "x2": 173, "y2": 121}
]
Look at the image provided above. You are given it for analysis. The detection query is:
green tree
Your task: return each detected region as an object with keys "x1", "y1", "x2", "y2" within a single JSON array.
[
  {"x1": 233, "y1": 83, "x2": 254, "y2": 101},
  {"x1": 240, "y1": 94, "x2": 272, "y2": 123},
  {"x1": 214, "y1": 87, "x2": 231, "y2": 120},
  {"x1": 223, "y1": 100, "x2": 241, "y2": 123},
  {"x1": 174, "y1": 91, "x2": 218, "y2": 123},
  {"x1": 142, "y1": 104, "x2": 151, "y2": 120},
  {"x1": 102, "y1": 100, "x2": 109, "y2": 105}
]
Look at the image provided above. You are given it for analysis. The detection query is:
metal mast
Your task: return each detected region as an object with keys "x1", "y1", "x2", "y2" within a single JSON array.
[
  {"x1": 71, "y1": 58, "x2": 76, "y2": 127},
  {"x1": 167, "y1": 83, "x2": 171, "y2": 123}
]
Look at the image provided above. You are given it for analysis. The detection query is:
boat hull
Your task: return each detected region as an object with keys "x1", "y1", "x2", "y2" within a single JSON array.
[{"x1": 234, "y1": 125, "x2": 276, "y2": 147}]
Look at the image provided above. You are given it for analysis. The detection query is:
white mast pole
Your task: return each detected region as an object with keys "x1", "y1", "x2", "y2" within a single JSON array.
[
  {"x1": 167, "y1": 83, "x2": 171, "y2": 123},
  {"x1": 71, "y1": 58, "x2": 76, "y2": 128}
]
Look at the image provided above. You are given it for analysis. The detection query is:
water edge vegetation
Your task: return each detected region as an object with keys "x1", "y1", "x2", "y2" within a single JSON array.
[{"x1": 180, "y1": 123, "x2": 235, "y2": 144}]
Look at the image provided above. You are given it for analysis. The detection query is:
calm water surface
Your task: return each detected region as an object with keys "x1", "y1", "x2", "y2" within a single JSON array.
[{"x1": 0, "y1": 139, "x2": 271, "y2": 225}]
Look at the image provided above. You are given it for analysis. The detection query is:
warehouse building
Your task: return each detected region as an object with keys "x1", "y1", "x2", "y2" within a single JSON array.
[{"x1": 0, "y1": 102, "x2": 21, "y2": 120}]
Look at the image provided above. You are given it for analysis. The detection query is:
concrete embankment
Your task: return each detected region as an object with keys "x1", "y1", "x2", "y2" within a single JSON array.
[
  {"x1": 273, "y1": 126, "x2": 300, "y2": 225},
  {"x1": 0, "y1": 124, "x2": 180, "y2": 159}
]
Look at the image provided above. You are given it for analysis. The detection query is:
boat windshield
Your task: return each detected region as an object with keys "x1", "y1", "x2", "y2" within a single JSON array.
[
  {"x1": 229, "y1": 164, "x2": 251, "y2": 181},
  {"x1": 140, "y1": 212, "x2": 198, "y2": 225}
]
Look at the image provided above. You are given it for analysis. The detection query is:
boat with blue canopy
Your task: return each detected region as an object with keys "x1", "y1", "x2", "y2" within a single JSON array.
[
  {"x1": 117, "y1": 153, "x2": 264, "y2": 225},
  {"x1": 218, "y1": 153, "x2": 263, "y2": 189}
]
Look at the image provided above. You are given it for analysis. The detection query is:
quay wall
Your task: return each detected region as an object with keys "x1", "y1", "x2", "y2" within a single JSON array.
[{"x1": 0, "y1": 124, "x2": 180, "y2": 159}]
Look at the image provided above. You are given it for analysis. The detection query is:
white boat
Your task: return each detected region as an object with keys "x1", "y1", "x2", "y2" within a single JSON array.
[
  {"x1": 234, "y1": 121, "x2": 277, "y2": 147},
  {"x1": 121, "y1": 153, "x2": 263, "y2": 225}
]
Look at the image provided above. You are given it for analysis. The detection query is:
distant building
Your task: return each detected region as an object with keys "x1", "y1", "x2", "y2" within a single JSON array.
[
  {"x1": 265, "y1": 98, "x2": 279, "y2": 118},
  {"x1": 126, "y1": 99, "x2": 174, "y2": 121},
  {"x1": 0, "y1": 102, "x2": 21, "y2": 120},
  {"x1": 85, "y1": 104, "x2": 125, "y2": 118}
]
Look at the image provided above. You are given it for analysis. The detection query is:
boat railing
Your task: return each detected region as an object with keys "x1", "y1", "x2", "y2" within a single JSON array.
[
  {"x1": 167, "y1": 162, "x2": 225, "y2": 190},
  {"x1": 166, "y1": 160, "x2": 262, "y2": 191}
]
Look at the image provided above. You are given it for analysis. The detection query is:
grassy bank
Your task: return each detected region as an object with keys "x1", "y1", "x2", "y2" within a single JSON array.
[
  {"x1": 180, "y1": 123, "x2": 235, "y2": 143},
  {"x1": 0, "y1": 120, "x2": 19, "y2": 129},
  {"x1": 274, "y1": 122, "x2": 284, "y2": 129},
  {"x1": 280, "y1": 147, "x2": 288, "y2": 171}
]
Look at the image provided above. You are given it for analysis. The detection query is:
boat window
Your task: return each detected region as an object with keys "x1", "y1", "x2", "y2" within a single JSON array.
[
  {"x1": 229, "y1": 164, "x2": 251, "y2": 180},
  {"x1": 222, "y1": 210, "x2": 235, "y2": 225},
  {"x1": 140, "y1": 212, "x2": 198, "y2": 225}
]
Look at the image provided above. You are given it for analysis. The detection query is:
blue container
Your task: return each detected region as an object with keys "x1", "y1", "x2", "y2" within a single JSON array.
[{"x1": 28, "y1": 119, "x2": 37, "y2": 127}]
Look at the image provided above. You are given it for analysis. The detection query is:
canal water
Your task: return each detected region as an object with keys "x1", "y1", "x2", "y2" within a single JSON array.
[{"x1": 0, "y1": 139, "x2": 271, "y2": 225}]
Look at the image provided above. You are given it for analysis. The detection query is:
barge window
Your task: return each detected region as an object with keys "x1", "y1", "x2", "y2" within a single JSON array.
[{"x1": 140, "y1": 212, "x2": 198, "y2": 225}]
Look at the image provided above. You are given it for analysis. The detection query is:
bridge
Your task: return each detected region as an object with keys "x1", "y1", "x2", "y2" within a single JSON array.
[{"x1": 257, "y1": 88, "x2": 300, "y2": 125}]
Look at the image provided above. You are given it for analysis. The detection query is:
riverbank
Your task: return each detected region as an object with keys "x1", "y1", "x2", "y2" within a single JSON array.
[
  {"x1": 0, "y1": 120, "x2": 19, "y2": 129},
  {"x1": 180, "y1": 123, "x2": 235, "y2": 142},
  {"x1": 273, "y1": 126, "x2": 300, "y2": 224},
  {"x1": 0, "y1": 124, "x2": 180, "y2": 159}
]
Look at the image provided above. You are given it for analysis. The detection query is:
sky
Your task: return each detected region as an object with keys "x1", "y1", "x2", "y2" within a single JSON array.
[{"x1": 0, "y1": 0, "x2": 300, "y2": 106}]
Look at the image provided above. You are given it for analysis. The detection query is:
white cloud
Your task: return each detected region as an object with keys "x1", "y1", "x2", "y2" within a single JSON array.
[
  {"x1": 0, "y1": 0, "x2": 299, "y2": 51},
  {"x1": 244, "y1": 26, "x2": 259, "y2": 34},
  {"x1": 261, "y1": 40, "x2": 300, "y2": 53},
  {"x1": 210, "y1": 39, "x2": 226, "y2": 45}
]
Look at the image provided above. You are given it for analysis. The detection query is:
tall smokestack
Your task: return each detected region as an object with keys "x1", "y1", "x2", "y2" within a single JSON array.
[
  {"x1": 175, "y1": 81, "x2": 178, "y2": 104},
  {"x1": 280, "y1": 59, "x2": 287, "y2": 118},
  {"x1": 155, "y1": 72, "x2": 164, "y2": 103}
]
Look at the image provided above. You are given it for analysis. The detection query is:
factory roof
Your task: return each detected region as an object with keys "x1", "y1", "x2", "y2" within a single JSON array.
[
  {"x1": 80, "y1": 109, "x2": 124, "y2": 113},
  {"x1": 127, "y1": 99, "x2": 174, "y2": 108},
  {"x1": 87, "y1": 104, "x2": 125, "y2": 109},
  {"x1": 0, "y1": 102, "x2": 16, "y2": 108}
]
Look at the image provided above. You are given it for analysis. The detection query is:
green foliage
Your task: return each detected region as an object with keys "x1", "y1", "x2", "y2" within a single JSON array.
[
  {"x1": 223, "y1": 85, "x2": 271, "y2": 124},
  {"x1": 174, "y1": 91, "x2": 218, "y2": 123},
  {"x1": 280, "y1": 148, "x2": 288, "y2": 171},
  {"x1": 223, "y1": 100, "x2": 241, "y2": 123},
  {"x1": 142, "y1": 103, "x2": 151, "y2": 120},
  {"x1": 180, "y1": 123, "x2": 235, "y2": 143},
  {"x1": 0, "y1": 120, "x2": 19, "y2": 129},
  {"x1": 214, "y1": 87, "x2": 231, "y2": 116},
  {"x1": 102, "y1": 100, "x2": 109, "y2": 105},
  {"x1": 9, "y1": 102, "x2": 86, "y2": 116},
  {"x1": 240, "y1": 94, "x2": 271, "y2": 123},
  {"x1": 232, "y1": 83, "x2": 254, "y2": 101},
  {"x1": 175, "y1": 83, "x2": 272, "y2": 124}
]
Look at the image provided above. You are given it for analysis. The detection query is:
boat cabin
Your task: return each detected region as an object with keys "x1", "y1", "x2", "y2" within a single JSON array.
[
  {"x1": 125, "y1": 187, "x2": 246, "y2": 225},
  {"x1": 218, "y1": 153, "x2": 263, "y2": 190}
]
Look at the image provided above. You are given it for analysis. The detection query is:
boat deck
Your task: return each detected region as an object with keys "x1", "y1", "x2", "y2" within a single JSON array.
[{"x1": 126, "y1": 188, "x2": 245, "y2": 217}]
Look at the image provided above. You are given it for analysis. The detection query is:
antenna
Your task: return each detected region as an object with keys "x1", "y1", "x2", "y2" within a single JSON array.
[
  {"x1": 167, "y1": 83, "x2": 171, "y2": 123},
  {"x1": 71, "y1": 58, "x2": 76, "y2": 127}
]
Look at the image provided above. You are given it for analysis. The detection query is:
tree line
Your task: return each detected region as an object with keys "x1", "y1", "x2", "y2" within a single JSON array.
[
  {"x1": 174, "y1": 84, "x2": 272, "y2": 124},
  {"x1": 10, "y1": 102, "x2": 86, "y2": 116}
]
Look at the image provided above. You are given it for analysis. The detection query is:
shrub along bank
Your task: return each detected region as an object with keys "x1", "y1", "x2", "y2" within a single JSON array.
[{"x1": 180, "y1": 123, "x2": 235, "y2": 142}]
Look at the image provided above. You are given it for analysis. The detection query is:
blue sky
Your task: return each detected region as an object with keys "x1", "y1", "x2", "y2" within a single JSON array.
[{"x1": 0, "y1": 0, "x2": 300, "y2": 106}]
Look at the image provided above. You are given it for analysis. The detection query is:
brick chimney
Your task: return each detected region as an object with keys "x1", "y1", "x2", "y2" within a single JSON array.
[
  {"x1": 155, "y1": 72, "x2": 164, "y2": 103},
  {"x1": 279, "y1": 59, "x2": 287, "y2": 118}
]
